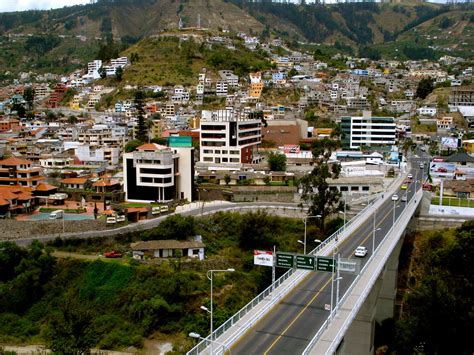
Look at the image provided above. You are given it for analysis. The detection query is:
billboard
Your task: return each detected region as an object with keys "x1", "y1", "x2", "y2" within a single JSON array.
[
  {"x1": 282, "y1": 145, "x2": 300, "y2": 154},
  {"x1": 441, "y1": 137, "x2": 458, "y2": 149},
  {"x1": 254, "y1": 250, "x2": 273, "y2": 267}
]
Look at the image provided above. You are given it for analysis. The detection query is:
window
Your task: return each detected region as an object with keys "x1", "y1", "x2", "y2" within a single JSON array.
[{"x1": 340, "y1": 186, "x2": 349, "y2": 192}]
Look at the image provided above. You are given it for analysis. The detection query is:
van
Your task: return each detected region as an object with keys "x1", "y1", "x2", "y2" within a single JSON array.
[
  {"x1": 106, "y1": 216, "x2": 117, "y2": 225},
  {"x1": 49, "y1": 210, "x2": 64, "y2": 220},
  {"x1": 152, "y1": 207, "x2": 161, "y2": 215},
  {"x1": 116, "y1": 215, "x2": 126, "y2": 223},
  {"x1": 160, "y1": 206, "x2": 169, "y2": 213}
]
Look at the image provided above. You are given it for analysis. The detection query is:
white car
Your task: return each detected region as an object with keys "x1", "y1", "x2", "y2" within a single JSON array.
[
  {"x1": 419, "y1": 163, "x2": 424, "y2": 169},
  {"x1": 354, "y1": 246, "x2": 368, "y2": 257},
  {"x1": 392, "y1": 194, "x2": 399, "y2": 201},
  {"x1": 401, "y1": 195, "x2": 407, "y2": 202},
  {"x1": 407, "y1": 173, "x2": 413, "y2": 179}
]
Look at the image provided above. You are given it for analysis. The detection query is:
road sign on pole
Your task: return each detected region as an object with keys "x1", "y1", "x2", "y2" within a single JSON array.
[
  {"x1": 338, "y1": 259, "x2": 359, "y2": 274},
  {"x1": 316, "y1": 256, "x2": 336, "y2": 272},
  {"x1": 276, "y1": 252, "x2": 294, "y2": 268},
  {"x1": 296, "y1": 255, "x2": 315, "y2": 270}
]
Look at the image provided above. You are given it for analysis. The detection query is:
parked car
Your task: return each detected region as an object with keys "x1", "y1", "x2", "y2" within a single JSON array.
[
  {"x1": 116, "y1": 215, "x2": 126, "y2": 223},
  {"x1": 404, "y1": 179, "x2": 412, "y2": 184},
  {"x1": 392, "y1": 194, "x2": 399, "y2": 201},
  {"x1": 106, "y1": 216, "x2": 117, "y2": 225},
  {"x1": 354, "y1": 246, "x2": 368, "y2": 257},
  {"x1": 104, "y1": 251, "x2": 122, "y2": 258},
  {"x1": 419, "y1": 163, "x2": 424, "y2": 169}
]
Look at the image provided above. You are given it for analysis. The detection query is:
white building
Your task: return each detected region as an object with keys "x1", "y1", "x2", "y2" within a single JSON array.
[
  {"x1": 200, "y1": 108, "x2": 261, "y2": 165},
  {"x1": 123, "y1": 140, "x2": 194, "y2": 203},
  {"x1": 340, "y1": 111, "x2": 396, "y2": 149},
  {"x1": 417, "y1": 106, "x2": 437, "y2": 116}
]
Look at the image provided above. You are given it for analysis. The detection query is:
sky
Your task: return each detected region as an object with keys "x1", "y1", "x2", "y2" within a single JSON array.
[
  {"x1": 0, "y1": 0, "x2": 91, "y2": 13},
  {"x1": 0, "y1": 0, "x2": 449, "y2": 13}
]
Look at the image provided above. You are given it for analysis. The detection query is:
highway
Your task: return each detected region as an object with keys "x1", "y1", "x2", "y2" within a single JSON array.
[{"x1": 231, "y1": 155, "x2": 430, "y2": 355}]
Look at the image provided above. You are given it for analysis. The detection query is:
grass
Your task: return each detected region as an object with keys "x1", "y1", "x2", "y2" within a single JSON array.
[{"x1": 431, "y1": 197, "x2": 474, "y2": 208}]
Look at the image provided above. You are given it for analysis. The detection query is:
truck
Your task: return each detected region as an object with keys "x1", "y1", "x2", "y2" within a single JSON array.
[{"x1": 49, "y1": 210, "x2": 64, "y2": 219}]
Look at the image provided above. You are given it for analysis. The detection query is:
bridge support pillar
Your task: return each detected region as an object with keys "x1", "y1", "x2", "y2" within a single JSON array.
[{"x1": 375, "y1": 234, "x2": 404, "y2": 323}]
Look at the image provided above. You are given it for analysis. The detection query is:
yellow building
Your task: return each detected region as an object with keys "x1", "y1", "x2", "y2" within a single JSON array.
[
  {"x1": 462, "y1": 139, "x2": 474, "y2": 154},
  {"x1": 70, "y1": 95, "x2": 81, "y2": 110},
  {"x1": 249, "y1": 82, "x2": 264, "y2": 98}
]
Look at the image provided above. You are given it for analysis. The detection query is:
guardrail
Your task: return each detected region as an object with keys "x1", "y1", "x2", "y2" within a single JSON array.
[
  {"x1": 302, "y1": 188, "x2": 422, "y2": 355},
  {"x1": 187, "y1": 192, "x2": 389, "y2": 355}
]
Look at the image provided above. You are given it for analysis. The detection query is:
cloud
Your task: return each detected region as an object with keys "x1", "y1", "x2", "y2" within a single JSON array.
[{"x1": 0, "y1": 0, "x2": 90, "y2": 13}]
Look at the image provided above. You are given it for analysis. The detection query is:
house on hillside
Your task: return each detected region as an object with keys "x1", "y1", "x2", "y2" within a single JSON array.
[{"x1": 130, "y1": 240, "x2": 205, "y2": 260}]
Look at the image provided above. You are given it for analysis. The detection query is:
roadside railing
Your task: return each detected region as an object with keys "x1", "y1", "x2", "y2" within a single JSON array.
[
  {"x1": 187, "y1": 192, "x2": 388, "y2": 355},
  {"x1": 302, "y1": 188, "x2": 422, "y2": 355}
]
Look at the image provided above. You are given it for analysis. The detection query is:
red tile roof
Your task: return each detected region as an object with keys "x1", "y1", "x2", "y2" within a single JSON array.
[
  {"x1": 137, "y1": 143, "x2": 167, "y2": 151},
  {"x1": 59, "y1": 177, "x2": 88, "y2": 184},
  {"x1": 0, "y1": 156, "x2": 33, "y2": 166}
]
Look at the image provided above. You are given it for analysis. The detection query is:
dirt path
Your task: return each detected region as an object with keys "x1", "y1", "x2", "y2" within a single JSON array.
[{"x1": 52, "y1": 251, "x2": 103, "y2": 260}]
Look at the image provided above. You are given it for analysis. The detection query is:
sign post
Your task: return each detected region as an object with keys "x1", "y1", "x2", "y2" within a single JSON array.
[
  {"x1": 296, "y1": 255, "x2": 315, "y2": 270},
  {"x1": 254, "y1": 250, "x2": 273, "y2": 267},
  {"x1": 316, "y1": 256, "x2": 337, "y2": 272},
  {"x1": 276, "y1": 252, "x2": 294, "y2": 268}
]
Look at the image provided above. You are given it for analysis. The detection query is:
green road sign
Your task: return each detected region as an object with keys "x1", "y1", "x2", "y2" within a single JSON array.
[
  {"x1": 276, "y1": 252, "x2": 294, "y2": 268},
  {"x1": 296, "y1": 255, "x2": 315, "y2": 270},
  {"x1": 316, "y1": 256, "x2": 337, "y2": 272}
]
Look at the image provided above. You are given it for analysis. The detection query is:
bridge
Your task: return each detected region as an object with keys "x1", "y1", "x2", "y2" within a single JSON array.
[{"x1": 187, "y1": 157, "x2": 429, "y2": 355}]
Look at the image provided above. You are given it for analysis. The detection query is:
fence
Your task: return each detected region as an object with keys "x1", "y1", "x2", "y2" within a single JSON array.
[{"x1": 186, "y1": 192, "x2": 386, "y2": 355}]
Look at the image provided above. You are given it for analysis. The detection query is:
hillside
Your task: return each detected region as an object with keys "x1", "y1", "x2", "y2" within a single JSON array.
[{"x1": 0, "y1": 1, "x2": 473, "y2": 76}]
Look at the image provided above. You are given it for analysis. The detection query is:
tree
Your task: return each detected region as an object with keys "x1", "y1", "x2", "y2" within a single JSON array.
[
  {"x1": 115, "y1": 66, "x2": 123, "y2": 82},
  {"x1": 224, "y1": 174, "x2": 231, "y2": 186},
  {"x1": 23, "y1": 87, "x2": 35, "y2": 110},
  {"x1": 98, "y1": 66, "x2": 107, "y2": 79},
  {"x1": 299, "y1": 134, "x2": 342, "y2": 232},
  {"x1": 48, "y1": 297, "x2": 97, "y2": 354},
  {"x1": 416, "y1": 78, "x2": 434, "y2": 99},
  {"x1": 267, "y1": 151, "x2": 287, "y2": 172},
  {"x1": 125, "y1": 139, "x2": 143, "y2": 153},
  {"x1": 134, "y1": 90, "x2": 148, "y2": 142}
]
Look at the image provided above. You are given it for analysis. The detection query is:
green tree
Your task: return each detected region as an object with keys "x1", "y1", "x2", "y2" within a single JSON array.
[
  {"x1": 125, "y1": 139, "x2": 143, "y2": 153},
  {"x1": 48, "y1": 297, "x2": 97, "y2": 354},
  {"x1": 299, "y1": 134, "x2": 342, "y2": 232},
  {"x1": 115, "y1": 66, "x2": 123, "y2": 82},
  {"x1": 224, "y1": 174, "x2": 231, "y2": 185},
  {"x1": 416, "y1": 78, "x2": 434, "y2": 99},
  {"x1": 23, "y1": 87, "x2": 35, "y2": 110},
  {"x1": 98, "y1": 66, "x2": 107, "y2": 79},
  {"x1": 134, "y1": 90, "x2": 148, "y2": 142},
  {"x1": 267, "y1": 151, "x2": 287, "y2": 171}
]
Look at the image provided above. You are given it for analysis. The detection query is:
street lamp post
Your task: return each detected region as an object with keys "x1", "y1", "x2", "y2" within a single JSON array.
[
  {"x1": 302, "y1": 215, "x2": 321, "y2": 254},
  {"x1": 189, "y1": 332, "x2": 231, "y2": 355},
  {"x1": 206, "y1": 268, "x2": 234, "y2": 353},
  {"x1": 338, "y1": 198, "x2": 346, "y2": 233}
]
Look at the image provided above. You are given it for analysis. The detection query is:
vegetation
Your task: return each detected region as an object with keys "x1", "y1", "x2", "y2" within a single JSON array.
[
  {"x1": 0, "y1": 211, "x2": 329, "y2": 351},
  {"x1": 376, "y1": 221, "x2": 474, "y2": 354},
  {"x1": 299, "y1": 131, "x2": 342, "y2": 232},
  {"x1": 267, "y1": 151, "x2": 287, "y2": 172}
]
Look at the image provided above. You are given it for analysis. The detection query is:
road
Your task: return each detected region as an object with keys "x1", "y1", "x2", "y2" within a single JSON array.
[{"x1": 231, "y1": 156, "x2": 430, "y2": 355}]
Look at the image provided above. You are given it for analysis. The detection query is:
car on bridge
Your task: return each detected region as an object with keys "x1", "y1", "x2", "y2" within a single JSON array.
[
  {"x1": 401, "y1": 184, "x2": 408, "y2": 190},
  {"x1": 392, "y1": 194, "x2": 399, "y2": 201},
  {"x1": 419, "y1": 163, "x2": 424, "y2": 169},
  {"x1": 401, "y1": 195, "x2": 407, "y2": 202},
  {"x1": 354, "y1": 246, "x2": 368, "y2": 257},
  {"x1": 407, "y1": 173, "x2": 413, "y2": 179}
]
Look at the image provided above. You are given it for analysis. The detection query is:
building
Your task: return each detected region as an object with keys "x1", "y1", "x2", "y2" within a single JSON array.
[
  {"x1": 340, "y1": 112, "x2": 396, "y2": 149},
  {"x1": 130, "y1": 239, "x2": 205, "y2": 260},
  {"x1": 0, "y1": 157, "x2": 44, "y2": 188},
  {"x1": 123, "y1": 138, "x2": 194, "y2": 203},
  {"x1": 200, "y1": 108, "x2": 261, "y2": 165},
  {"x1": 417, "y1": 106, "x2": 437, "y2": 117},
  {"x1": 462, "y1": 139, "x2": 474, "y2": 154}
]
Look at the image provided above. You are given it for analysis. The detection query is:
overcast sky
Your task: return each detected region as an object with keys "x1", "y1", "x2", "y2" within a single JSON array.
[
  {"x1": 0, "y1": 0, "x2": 90, "y2": 13},
  {"x1": 0, "y1": 0, "x2": 449, "y2": 13}
]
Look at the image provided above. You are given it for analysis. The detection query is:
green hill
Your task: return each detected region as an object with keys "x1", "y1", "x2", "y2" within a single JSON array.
[{"x1": 0, "y1": 1, "x2": 473, "y2": 77}]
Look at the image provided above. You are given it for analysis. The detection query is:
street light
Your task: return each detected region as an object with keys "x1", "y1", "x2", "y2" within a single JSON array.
[
  {"x1": 189, "y1": 332, "x2": 231, "y2": 355},
  {"x1": 302, "y1": 215, "x2": 321, "y2": 254},
  {"x1": 372, "y1": 227, "x2": 382, "y2": 254},
  {"x1": 207, "y1": 268, "x2": 235, "y2": 353},
  {"x1": 393, "y1": 202, "x2": 400, "y2": 225},
  {"x1": 338, "y1": 198, "x2": 346, "y2": 233}
]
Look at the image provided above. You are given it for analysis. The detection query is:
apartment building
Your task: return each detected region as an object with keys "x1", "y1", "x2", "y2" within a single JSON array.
[
  {"x1": 123, "y1": 139, "x2": 194, "y2": 203},
  {"x1": 0, "y1": 157, "x2": 44, "y2": 188},
  {"x1": 200, "y1": 108, "x2": 261, "y2": 165},
  {"x1": 340, "y1": 111, "x2": 396, "y2": 149}
]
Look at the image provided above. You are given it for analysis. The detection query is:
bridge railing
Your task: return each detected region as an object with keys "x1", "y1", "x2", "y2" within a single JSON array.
[
  {"x1": 187, "y1": 193, "x2": 384, "y2": 355},
  {"x1": 302, "y1": 189, "x2": 422, "y2": 355}
]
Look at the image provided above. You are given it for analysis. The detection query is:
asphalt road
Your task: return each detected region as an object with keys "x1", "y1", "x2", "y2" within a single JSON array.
[{"x1": 231, "y1": 156, "x2": 430, "y2": 355}]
